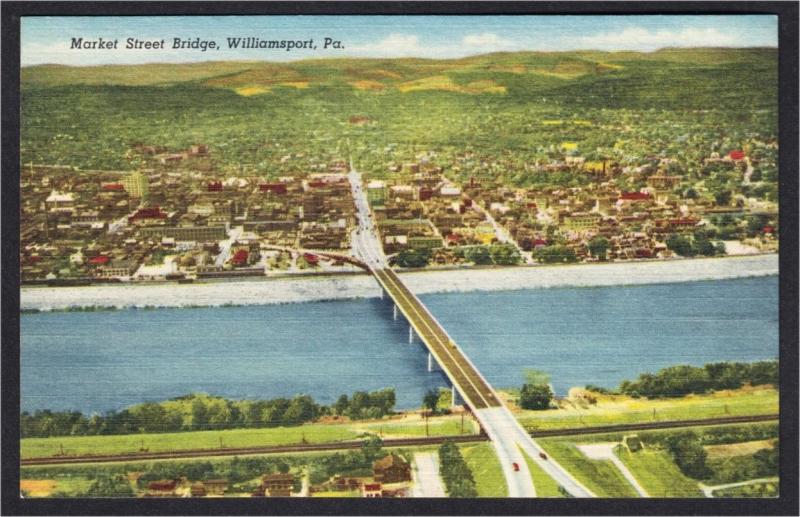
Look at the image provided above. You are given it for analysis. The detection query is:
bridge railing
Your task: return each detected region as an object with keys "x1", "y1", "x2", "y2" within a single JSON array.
[{"x1": 382, "y1": 269, "x2": 501, "y2": 405}]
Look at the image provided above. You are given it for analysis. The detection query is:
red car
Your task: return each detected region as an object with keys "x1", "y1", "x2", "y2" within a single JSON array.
[{"x1": 512, "y1": 462, "x2": 520, "y2": 472}]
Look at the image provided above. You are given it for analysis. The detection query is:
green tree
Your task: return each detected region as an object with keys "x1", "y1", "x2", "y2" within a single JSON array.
[
  {"x1": 395, "y1": 248, "x2": 431, "y2": 268},
  {"x1": 714, "y1": 189, "x2": 732, "y2": 206},
  {"x1": 533, "y1": 245, "x2": 577, "y2": 263},
  {"x1": 333, "y1": 394, "x2": 349, "y2": 416},
  {"x1": 587, "y1": 236, "x2": 609, "y2": 260},
  {"x1": 361, "y1": 435, "x2": 384, "y2": 462},
  {"x1": 423, "y1": 389, "x2": 440, "y2": 414},
  {"x1": 665, "y1": 431, "x2": 709, "y2": 479},
  {"x1": 283, "y1": 395, "x2": 318, "y2": 425},
  {"x1": 692, "y1": 233, "x2": 716, "y2": 257},
  {"x1": 489, "y1": 244, "x2": 521, "y2": 265},
  {"x1": 519, "y1": 383, "x2": 554, "y2": 410},
  {"x1": 465, "y1": 246, "x2": 492, "y2": 265},
  {"x1": 191, "y1": 399, "x2": 209, "y2": 431},
  {"x1": 666, "y1": 234, "x2": 695, "y2": 257}
]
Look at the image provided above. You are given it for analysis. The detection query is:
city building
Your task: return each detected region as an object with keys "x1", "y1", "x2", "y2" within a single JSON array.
[{"x1": 122, "y1": 171, "x2": 150, "y2": 199}]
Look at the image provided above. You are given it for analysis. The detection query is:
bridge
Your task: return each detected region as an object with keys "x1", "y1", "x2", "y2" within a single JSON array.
[
  {"x1": 344, "y1": 167, "x2": 596, "y2": 498},
  {"x1": 266, "y1": 167, "x2": 596, "y2": 497}
]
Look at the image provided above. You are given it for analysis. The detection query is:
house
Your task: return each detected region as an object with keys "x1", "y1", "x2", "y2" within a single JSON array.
[
  {"x1": 97, "y1": 260, "x2": 137, "y2": 279},
  {"x1": 361, "y1": 482, "x2": 382, "y2": 498},
  {"x1": 190, "y1": 483, "x2": 206, "y2": 497},
  {"x1": 203, "y1": 479, "x2": 228, "y2": 495},
  {"x1": 729, "y1": 150, "x2": 746, "y2": 161},
  {"x1": 147, "y1": 479, "x2": 178, "y2": 495},
  {"x1": 45, "y1": 191, "x2": 76, "y2": 213},
  {"x1": 261, "y1": 473, "x2": 295, "y2": 497},
  {"x1": 373, "y1": 454, "x2": 411, "y2": 483}
]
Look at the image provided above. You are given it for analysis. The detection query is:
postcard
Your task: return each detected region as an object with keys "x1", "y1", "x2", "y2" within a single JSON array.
[{"x1": 4, "y1": 3, "x2": 797, "y2": 515}]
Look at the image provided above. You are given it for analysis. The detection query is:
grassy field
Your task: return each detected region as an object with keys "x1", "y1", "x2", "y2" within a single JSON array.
[
  {"x1": 355, "y1": 414, "x2": 477, "y2": 438},
  {"x1": 537, "y1": 439, "x2": 639, "y2": 497},
  {"x1": 520, "y1": 449, "x2": 564, "y2": 498},
  {"x1": 21, "y1": 414, "x2": 474, "y2": 459},
  {"x1": 21, "y1": 477, "x2": 95, "y2": 497},
  {"x1": 615, "y1": 448, "x2": 702, "y2": 497},
  {"x1": 512, "y1": 386, "x2": 778, "y2": 431},
  {"x1": 461, "y1": 443, "x2": 508, "y2": 497}
]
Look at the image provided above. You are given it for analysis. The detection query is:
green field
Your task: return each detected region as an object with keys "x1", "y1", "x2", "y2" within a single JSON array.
[
  {"x1": 21, "y1": 416, "x2": 473, "y2": 459},
  {"x1": 616, "y1": 448, "x2": 703, "y2": 497},
  {"x1": 537, "y1": 439, "x2": 639, "y2": 497},
  {"x1": 514, "y1": 388, "x2": 778, "y2": 431},
  {"x1": 356, "y1": 416, "x2": 478, "y2": 438},
  {"x1": 461, "y1": 443, "x2": 508, "y2": 497},
  {"x1": 520, "y1": 449, "x2": 564, "y2": 498}
]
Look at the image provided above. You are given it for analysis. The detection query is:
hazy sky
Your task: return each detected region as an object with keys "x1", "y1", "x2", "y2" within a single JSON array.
[{"x1": 21, "y1": 15, "x2": 778, "y2": 66}]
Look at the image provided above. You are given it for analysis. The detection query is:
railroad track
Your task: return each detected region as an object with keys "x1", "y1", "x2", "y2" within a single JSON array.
[
  {"x1": 527, "y1": 413, "x2": 779, "y2": 438},
  {"x1": 21, "y1": 434, "x2": 488, "y2": 466}
]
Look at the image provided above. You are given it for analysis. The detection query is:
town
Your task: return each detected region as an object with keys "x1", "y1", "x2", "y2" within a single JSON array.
[{"x1": 20, "y1": 140, "x2": 778, "y2": 284}]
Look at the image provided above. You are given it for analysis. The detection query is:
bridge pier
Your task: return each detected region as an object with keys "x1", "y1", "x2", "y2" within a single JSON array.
[
  {"x1": 379, "y1": 288, "x2": 384, "y2": 300},
  {"x1": 408, "y1": 325, "x2": 414, "y2": 344},
  {"x1": 451, "y1": 386, "x2": 458, "y2": 408},
  {"x1": 393, "y1": 304, "x2": 398, "y2": 321},
  {"x1": 427, "y1": 352, "x2": 433, "y2": 372}
]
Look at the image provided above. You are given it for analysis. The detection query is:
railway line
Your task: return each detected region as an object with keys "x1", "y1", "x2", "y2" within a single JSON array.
[
  {"x1": 21, "y1": 434, "x2": 487, "y2": 466},
  {"x1": 21, "y1": 414, "x2": 777, "y2": 467}
]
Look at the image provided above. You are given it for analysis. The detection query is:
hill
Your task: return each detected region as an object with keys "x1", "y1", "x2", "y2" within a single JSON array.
[
  {"x1": 21, "y1": 48, "x2": 777, "y2": 93},
  {"x1": 20, "y1": 48, "x2": 778, "y2": 172}
]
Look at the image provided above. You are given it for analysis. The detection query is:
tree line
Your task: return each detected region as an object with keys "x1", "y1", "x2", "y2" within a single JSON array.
[
  {"x1": 21, "y1": 388, "x2": 397, "y2": 438},
  {"x1": 618, "y1": 360, "x2": 778, "y2": 398},
  {"x1": 662, "y1": 430, "x2": 778, "y2": 483},
  {"x1": 438, "y1": 440, "x2": 478, "y2": 497}
]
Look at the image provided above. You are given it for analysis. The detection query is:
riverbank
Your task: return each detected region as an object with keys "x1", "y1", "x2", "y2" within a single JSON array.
[{"x1": 20, "y1": 253, "x2": 778, "y2": 311}]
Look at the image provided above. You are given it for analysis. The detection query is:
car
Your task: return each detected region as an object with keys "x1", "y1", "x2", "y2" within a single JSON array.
[
  {"x1": 512, "y1": 462, "x2": 520, "y2": 472},
  {"x1": 539, "y1": 452, "x2": 548, "y2": 460}
]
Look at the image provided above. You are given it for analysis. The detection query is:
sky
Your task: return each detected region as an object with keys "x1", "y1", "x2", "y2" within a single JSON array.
[{"x1": 21, "y1": 15, "x2": 778, "y2": 66}]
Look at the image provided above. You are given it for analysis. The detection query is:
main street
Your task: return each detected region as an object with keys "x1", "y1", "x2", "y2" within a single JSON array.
[{"x1": 346, "y1": 166, "x2": 594, "y2": 498}]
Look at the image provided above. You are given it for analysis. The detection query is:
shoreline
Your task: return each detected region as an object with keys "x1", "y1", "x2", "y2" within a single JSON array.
[{"x1": 20, "y1": 254, "x2": 778, "y2": 312}]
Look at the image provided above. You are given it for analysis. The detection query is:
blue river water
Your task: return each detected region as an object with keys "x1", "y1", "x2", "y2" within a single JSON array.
[{"x1": 21, "y1": 276, "x2": 779, "y2": 413}]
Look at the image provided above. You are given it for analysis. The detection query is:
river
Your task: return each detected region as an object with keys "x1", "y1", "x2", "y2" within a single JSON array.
[{"x1": 20, "y1": 276, "x2": 779, "y2": 413}]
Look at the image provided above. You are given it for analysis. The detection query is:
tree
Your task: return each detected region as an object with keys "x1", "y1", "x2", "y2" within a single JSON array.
[
  {"x1": 587, "y1": 236, "x2": 609, "y2": 260},
  {"x1": 692, "y1": 233, "x2": 716, "y2": 257},
  {"x1": 465, "y1": 246, "x2": 492, "y2": 265},
  {"x1": 438, "y1": 440, "x2": 477, "y2": 497},
  {"x1": 423, "y1": 389, "x2": 440, "y2": 415},
  {"x1": 666, "y1": 234, "x2": 694, "y2": 257},
  {"x1": 283, "y1": 395, "x2": 318, "y2": 425},
  {"x1": 395, "y1": 248, "x2": 431, "y2": 268},
  {"x1": 665, "y1": 431, "x2": 709, "y2": 479},
  {"x1": 333, "y1": 394, "x2": 349, "y2": 416},
  {"x1": 361, "y1": 435, "x2": 383, "y2": 462},
  {"x1": 191, "y1": 399, "x2": 209, "y2": 431},
  {"x1": 533, "y1": 245, "x2": 577, "y2": 263},
  {"x1": 713, "y1": 189, "x2": 732, "y2": 206},
  {"x1": 519, "y1": 383, "x2": 554, "y2": 410},
  {"x1": 489, "y1": 244, "x2": 521, "y2": 265}
]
